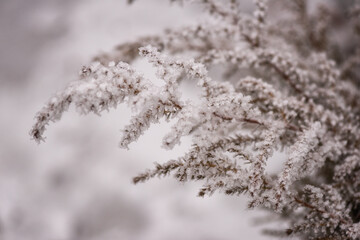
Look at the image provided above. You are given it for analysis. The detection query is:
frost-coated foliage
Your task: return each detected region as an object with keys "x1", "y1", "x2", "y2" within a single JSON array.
[{"x1": 30, "y1": 0, "x2": 360, "y2": 239}]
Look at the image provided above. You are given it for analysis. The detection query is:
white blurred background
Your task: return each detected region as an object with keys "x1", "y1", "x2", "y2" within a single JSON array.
[{"x1": 0, "y1": 1, "x2": 281, "y2": 239}]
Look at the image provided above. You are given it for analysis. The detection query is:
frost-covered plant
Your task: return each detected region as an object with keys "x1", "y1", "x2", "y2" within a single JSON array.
[{"x1": 30, "y1": 0, "x2": 360, "y2": 239}]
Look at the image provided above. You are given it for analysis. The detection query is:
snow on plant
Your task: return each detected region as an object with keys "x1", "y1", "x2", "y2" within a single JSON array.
[{"x1": 30, "y1": 0, "x2": 360, "y2": 239}]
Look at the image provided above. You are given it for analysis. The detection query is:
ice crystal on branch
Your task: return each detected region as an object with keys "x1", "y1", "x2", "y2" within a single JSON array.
[{"x1": 31, "y1": 0, "x2": 360, "y2": 239}]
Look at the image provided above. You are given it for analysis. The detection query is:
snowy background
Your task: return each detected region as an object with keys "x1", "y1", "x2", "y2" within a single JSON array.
[{"x1": 0, "y1": 0, "x2": 283, "y2": 239}]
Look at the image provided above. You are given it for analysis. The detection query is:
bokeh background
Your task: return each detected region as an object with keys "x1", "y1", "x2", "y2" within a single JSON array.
[{"x1": 0, "y1": 1, "x2": 286, "y2": 239}]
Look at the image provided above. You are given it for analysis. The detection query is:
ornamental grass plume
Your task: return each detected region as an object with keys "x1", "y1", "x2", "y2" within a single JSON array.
[{"x1": 30, "y1": 0, "x2": 360, "y2": 239}]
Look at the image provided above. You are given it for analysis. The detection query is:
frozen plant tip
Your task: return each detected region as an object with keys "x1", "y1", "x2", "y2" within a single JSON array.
[{"x1": 31, "y1": 0, "x2": 360, "y2": 239}]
